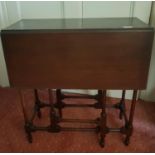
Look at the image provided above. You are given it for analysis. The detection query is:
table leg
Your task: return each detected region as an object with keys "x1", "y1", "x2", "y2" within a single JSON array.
[
  {"x1": 56, "y1": 89, "x2": 63, "y2": 118},
  {"x1": 34, "y1": 89, "x2": 42, "y2": 118},
  {"x1": 48, "y1": 89, "x2": 60, "y2": 132},
  {"x1": 19, "y1": 89, "x2": 33, "y2": 143},
  {"x1": 99, "y1": 90, "x2": 108, "y2": 147},
  {"x1": 119, "y1": 90, "x2": 126, "y2": 119},
  {"x1": 124, "y1": 90, "x2": 137, "y2": 145}
]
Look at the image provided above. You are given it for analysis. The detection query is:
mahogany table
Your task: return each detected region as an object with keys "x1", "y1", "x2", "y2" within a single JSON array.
[{"x1": 1, "y1": 17, "x2": 154, "y2": 147}]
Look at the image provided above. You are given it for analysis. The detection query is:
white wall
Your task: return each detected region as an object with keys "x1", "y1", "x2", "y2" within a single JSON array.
[
  {"x1": 133, "y1": 1, "x2": 152, "y2": 24},
  {"x1": 63, "y1": 2, "x2": 82, "y2": 18},
  {"x1": 83, "y1": 1, "x2": 132, "y2": 18},
  {"x1": 0, "y1": 1, "x2": 153, "y2": 100},
  {"x1": 19, "y1": 1, "x2": 63, "y2": 19},
  {"x1": 140, "y1": 2, "x2": 155, "y2": 102},
  {"x1": 0, "y1": 1, "x2": 21, "y2": 87}
]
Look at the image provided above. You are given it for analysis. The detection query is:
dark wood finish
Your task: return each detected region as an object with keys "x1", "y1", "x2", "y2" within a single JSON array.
[
  {"x1": 116, "y1": 90, "x2": 126, "y2": 119},
  {"x1": 124, "y1": 90, "x2": 138, "y2": 145},
  {"x1": 99, "y1": 90, "x2": 108, "y2": 147},
  {"x1": 48, "y1": 89, "x2": 60, "y2": 132},
  {"x1": 34, "y1": 89, "x2": 42, "y2": 118},
  {"x1": 61, "y1": 118, "x2": 98, "y2": 124},
  {"x1": 20, "y1": 89, "x2": 139, "y2": 147},
  {"x1": 55, "y1": 89, "x2": 63, "y2": 118},
  {"x1": 18, "y1": 89, "x2": 28, "y2": 123},
  {"x1": 1, "y1": 18, "x2": 154, "y2": 147},
  {"x1": 2, "y1": 18, "x2": 153, "y2": 31},
  {"x1": 1, "y1": 18, "x2": 154, "y2": 89},
  {"x1": 19, "y1": 89, "x2": 33, "y2": 143}
]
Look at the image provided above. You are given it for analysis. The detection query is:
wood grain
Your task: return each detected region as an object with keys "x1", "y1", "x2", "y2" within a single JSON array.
[{"x1": 1, "y1": 30, "x2": 154, "y2": 89}]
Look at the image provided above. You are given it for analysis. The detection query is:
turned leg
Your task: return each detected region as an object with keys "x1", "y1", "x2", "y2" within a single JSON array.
[
  {"x1": 93, "y1": 90, "x2": 103, "y2": 109},
  {"x1": 34, "y1": 89, "x2": 42, "y2": 118},
  {"x1": 124, "y1": 90, "x2": 137, "y2": 145},
  {"x1": 99, "y1": 90, "x2": 108, "y2": 147},
  {"x1": 56, "y1": 89, "x2": 63, "y2": 118},
  {"x1": 24, "y1": 122, "x2": 33, "y2": 143},
  {"x1": 19, "y1": 89, "x2": 33, "y2": 143},
  {"x1": 48, "y1": 89, "x2": 60, "y2": 132},
  {"x1": 119, "y1": 90, "x2": 126, "y2": 119}
]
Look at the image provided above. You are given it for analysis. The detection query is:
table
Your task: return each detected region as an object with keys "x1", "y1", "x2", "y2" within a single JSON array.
[{"x1": 1, "y1": 17, "x2": 154, "y2": 147}]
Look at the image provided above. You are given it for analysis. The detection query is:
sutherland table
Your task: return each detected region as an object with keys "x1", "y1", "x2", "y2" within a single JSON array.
[{"x1": 1, "y1": 18, "x2": 154, "y2": 147}]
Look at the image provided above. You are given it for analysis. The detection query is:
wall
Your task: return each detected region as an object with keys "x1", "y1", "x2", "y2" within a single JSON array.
[
  {"x1": 18, "y1": 1, "x2": 152, "y2": 22},
  {"x1": 0, "y1": 1, "x2": 153, "y2": 100},
  {"x1": 140, "y1": 2, "x2": 155, "y2": 102}
]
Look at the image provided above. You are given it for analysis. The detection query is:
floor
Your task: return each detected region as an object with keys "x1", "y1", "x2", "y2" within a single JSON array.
[{"x1": 0, "y1": 88, "x2": 155, "y2": 152}]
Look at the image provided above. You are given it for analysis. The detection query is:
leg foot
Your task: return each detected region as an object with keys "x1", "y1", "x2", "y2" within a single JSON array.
[
  {"x1": 99, "y1": 136, "x2": 105, "y2": 148},
  {"x1": 26, "y1": 131, "x2": 33, "y2": 143},
  {"x1": 124, "y1": 137, "x2": 130, "y2": 146},
  {"x1": 25, "y1": 123, "x2": 33, "y2": 143}
]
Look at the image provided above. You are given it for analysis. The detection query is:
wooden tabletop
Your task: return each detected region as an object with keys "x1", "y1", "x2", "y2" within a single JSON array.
[
  {"x1": 3, "y1": 17, "x2": 153, "y2": 32},
  {"x1": 1, "y1": 18, "x2": 154, "y2": 89}
]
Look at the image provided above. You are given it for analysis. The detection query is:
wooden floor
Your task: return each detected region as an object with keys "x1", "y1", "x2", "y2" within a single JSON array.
[{"x1": 0, "y1": 88, "x2": 155, "y2": 152}]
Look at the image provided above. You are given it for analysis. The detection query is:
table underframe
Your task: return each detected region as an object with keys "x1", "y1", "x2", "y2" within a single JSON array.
[{"x1": 19, "y1": 89, "x2": 137, "y2": 147}]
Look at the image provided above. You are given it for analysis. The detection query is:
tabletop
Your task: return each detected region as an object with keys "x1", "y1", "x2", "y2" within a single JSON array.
[
  {"x1": 3, "y1": 17, "x2": 153, "y2": 32},
  {"x1": 1, "y1": 18, "x2": 154, "y2": 89}
]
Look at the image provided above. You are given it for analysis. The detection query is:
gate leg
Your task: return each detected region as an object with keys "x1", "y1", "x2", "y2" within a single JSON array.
[
  {"x1": 99, "y1": 90, "x2": 108, "y2": 147},
  {"x1": 124, "y1": 90, "x2": 137, "y2": 145},
  {"x1": 119, "y1": 90, "x2": 126, "y2": 119},
  {"x1": 34, "y1": 89, "x2": 42, "y2": 118},
  {"x1": 19, "y1": 89, "x2": 33, "y2": 143},
  {"x1": 56, "y1": 89, "x2": 63, "y2": 118},
  {"x1": 48, "y1": 89, "x2": 60, "y2": 132}
]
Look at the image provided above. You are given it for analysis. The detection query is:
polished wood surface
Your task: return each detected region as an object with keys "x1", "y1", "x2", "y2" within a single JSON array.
[
  {"x1": 3, "y1": 17, "x2": 152, "y2": 31},
  {"x1": 1, "y1": 18, "x2": 154, "y2": 147},
  {"x1": 1, "y1": 32, "x2": 153, "y2": 89},
  {"x1": 1, "y1": 18, "x2": 154, "y2": 89}
]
